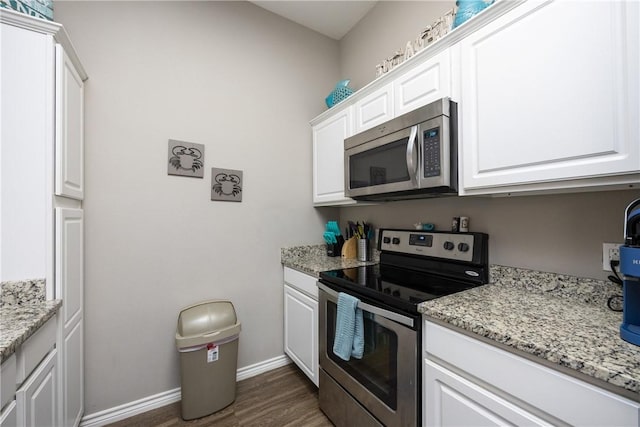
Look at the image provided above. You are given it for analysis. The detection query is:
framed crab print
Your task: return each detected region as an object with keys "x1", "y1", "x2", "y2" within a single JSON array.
[
  {"x1": 211, "y1": 168, "x2": 243, "y2": 202},
  {"x1": 168, "y1": 139, "x2": 205, "y2": 178}
]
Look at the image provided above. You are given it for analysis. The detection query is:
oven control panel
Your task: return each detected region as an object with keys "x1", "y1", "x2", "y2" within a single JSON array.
[{"x1": 379, "y1": 229, "x2": 475, "y2": 262}]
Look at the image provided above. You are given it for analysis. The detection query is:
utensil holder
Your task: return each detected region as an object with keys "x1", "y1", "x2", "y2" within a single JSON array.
[
  {"x1": 357, "y1": 239, "x2": 370, "y2": 262},
  {"x1": 327, "y1": 236, "x2": 344, "y2": 257}
]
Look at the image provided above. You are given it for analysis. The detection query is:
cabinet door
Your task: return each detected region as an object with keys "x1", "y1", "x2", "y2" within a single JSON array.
[
  {"x1": 55, "y1": 208, "x2": 83, "y2": 427},
  {"x1": 0, "y1": 401, "x2": 17, "y2": 427},
  {"x1": 55, "y1": 44, "x2": 84, "y2": 200},
  {"x1": 0, "y1": 22, "x2": 52, "y2": 282},
  {"x1": 284, "y1": 284, "x2": 318, "y2": 386},
  {"x1": 1, "y1": 355, "x2": 16, "y2": 412},
  {"x1": 394, "y1": 49, "x2": 451, "y2": 117},
  {"x1": 354, "y1": 83, "x2": 393, "y2": 134},
  {"x1": 16, "y1": 349, "x2": 57, "y2": 427},
  {"x1": 61, "y1": 320, "x2": 83, "y2": 427},
  {"x1": 459, "y1": 0, "x2": 640, "y2": 194},
  {"x1": 424, "y1": 359, "x2": 548, "y2": 427},
  {"x1": 312, "y1": 108, "x2": 355, "y2": 206},
  {"x1": 56, "y1": 208, "x2": 83, "y2": 332}
]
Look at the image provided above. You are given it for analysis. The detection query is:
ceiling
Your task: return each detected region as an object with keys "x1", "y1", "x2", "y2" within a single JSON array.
[{"x1": 250, "y1": 1, "x2": 378, "y2": 40}]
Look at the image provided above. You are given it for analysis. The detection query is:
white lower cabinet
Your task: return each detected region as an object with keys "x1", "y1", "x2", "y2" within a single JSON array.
[
  {"x1": 425, "y1": 359, "x2": 549, "y2": 426},
  {"x1": 0, "y1": 401, "x2": 17, "y2": 427},
  {"x1": 424, "y1": 320, "x2": 640, "y2": 427},
  {"x1": 0, "y1": 315, "x2": 59, "y2": 427},
  {"x1": 283, "y1": 267, "x2": 319, "y2": 386},
  {"x1": 16, "y1": 350, "x2": 57, "y2": 427},
  {"x1": 55, "y1": 208, "x2": 84, "y2": 427},
  {"x1": 0, "y1": 355, "x2": 17, "y2": 427}
]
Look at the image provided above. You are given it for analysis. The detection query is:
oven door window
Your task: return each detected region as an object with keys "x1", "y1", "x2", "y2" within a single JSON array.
[
  {"x1": 326, "y1": 301, "x2": 398, "y2": 409},
  {"x1": 348, "y1": 137, "x2": 411, "y2": 189}
]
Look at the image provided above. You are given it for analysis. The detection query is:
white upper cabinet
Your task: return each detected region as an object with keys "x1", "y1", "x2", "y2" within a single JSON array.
[
  {"x1": 55, "y1": 45, "x2": 85, "y2": 200},
  {"x1": 312, "y1": 107, "x2": 356, "y2": 206},
  {"x1": 0, "y1": 20, "x2": 50, "y2": 281},
  {"x1": 394, "y1": 49, "x2": 452, "y2": 116},
  {"x1": 354, "y1": 83, "x2": 394, "y2": 134},
  {"x1": 459, "y1": 0, "x2": 640, "y2": 195}
]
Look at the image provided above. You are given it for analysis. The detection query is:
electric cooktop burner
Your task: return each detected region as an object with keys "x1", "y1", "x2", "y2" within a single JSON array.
[{"x1": 319, "y1": 229, "x2": 490, "y2": 314}]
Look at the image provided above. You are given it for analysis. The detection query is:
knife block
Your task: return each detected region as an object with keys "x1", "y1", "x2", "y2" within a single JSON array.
[
  {"x1": 326, "y1": 236, "x2": 344, "y2": 257},
  {"x1": 341, "y1": 237, "x2": 357, "y2": 259}
]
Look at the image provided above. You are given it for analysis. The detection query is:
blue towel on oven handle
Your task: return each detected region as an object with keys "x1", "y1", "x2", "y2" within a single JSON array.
[{"x1": 333, "y1": 292, "x2": 364, "y2": 361}]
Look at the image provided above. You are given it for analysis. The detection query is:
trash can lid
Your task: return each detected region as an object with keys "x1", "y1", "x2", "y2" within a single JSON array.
[
  {"x1": 177, "y1": 300, "x2": 237, "y2": 338},
  {"x1": 176, "y1": 300, "x2": 241, "y2": 349}
]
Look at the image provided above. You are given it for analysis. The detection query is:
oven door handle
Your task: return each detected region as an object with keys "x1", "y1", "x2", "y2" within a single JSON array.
[
  {"x1": 318, "y1": 283, "x2": 414, "y2": 328},
  {"x1": 406, "y1": 125, "x2": 419, "y2": 186}
]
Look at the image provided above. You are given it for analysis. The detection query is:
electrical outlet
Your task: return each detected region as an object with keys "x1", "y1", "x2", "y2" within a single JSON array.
[{"x1": 602, "y1": 243, "x2": 621, "y2": 271}]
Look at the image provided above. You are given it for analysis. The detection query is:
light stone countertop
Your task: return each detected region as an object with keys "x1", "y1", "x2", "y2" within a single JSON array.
[
  {"x1": 0, "y1": 299, "x2": 62, "y2": 363},
  {"x1": 419, "y1": 265, "x2": 640, "y2": 401},
  {"x1": 281, "y1": 244, "x2": 378, "y2": 277},
  {"x1": 1, "y1": 279, "x2": 62, "y2": 364},
  {"x1": 281, "y1": 245, "x2": 638, "y2": 401}
]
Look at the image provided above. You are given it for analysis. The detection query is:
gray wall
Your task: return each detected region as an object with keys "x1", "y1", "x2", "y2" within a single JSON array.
[
  {"x1": 55, "y1": 1, "x2": 338, "y2": 414},
  {"x1": 339, "y1": 1, "x2": 454, "y2": 90},
  {"x1": 338, "y1": 191, "x2": 636, "y2": 280},
  {"x1": 338, "y1": 1, "x2": 639, "y2": 280}
]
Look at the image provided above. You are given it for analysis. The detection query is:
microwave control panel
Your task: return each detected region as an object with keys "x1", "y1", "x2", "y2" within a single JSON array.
[
  {"x1": 380, "y1": 229, "x2": 474, "y2": 262},
  {"x1": 423, "y1": 127, "x2": 441, "y2": 178}
]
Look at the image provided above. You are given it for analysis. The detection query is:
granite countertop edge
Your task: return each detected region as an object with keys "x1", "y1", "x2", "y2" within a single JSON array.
[
  {"x1": 281, "y1": 244, "x2": 379, "y2": 277},
  {"x1": 418, "y1": 278, "x2": 639, "y2": 400},
  {"x1": 0, "y1": 299, "x2": 62, "y2": 364}
]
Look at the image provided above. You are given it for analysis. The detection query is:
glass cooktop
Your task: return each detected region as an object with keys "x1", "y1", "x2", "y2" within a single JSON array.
[{"x1": 319, "y1": 263, "x2": 480, "y2": 314}]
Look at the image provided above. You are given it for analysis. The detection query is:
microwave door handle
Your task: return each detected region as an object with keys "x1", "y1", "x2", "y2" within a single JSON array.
[{"x1": 406, "y1": 125, "x2": 419, "y2": 185}]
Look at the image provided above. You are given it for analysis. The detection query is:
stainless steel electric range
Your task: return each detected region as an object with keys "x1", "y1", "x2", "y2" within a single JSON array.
[{"x1": 318, "y1": 228, "x2": 489, "y2": 427}]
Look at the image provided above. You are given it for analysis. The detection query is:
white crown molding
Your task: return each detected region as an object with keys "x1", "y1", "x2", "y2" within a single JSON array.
[{"x1": 0, "y1": 7, "x2": 88, "y2": 81}]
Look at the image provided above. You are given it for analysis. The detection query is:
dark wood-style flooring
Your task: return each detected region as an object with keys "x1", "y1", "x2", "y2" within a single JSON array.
[{"x1": 106, "y1": 363, "x2": 334, "y2": 427}]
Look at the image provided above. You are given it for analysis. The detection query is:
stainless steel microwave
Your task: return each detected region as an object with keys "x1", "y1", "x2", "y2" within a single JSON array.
[{"x1": 344, "y1": 98, "x2": 457, "y2": 201}]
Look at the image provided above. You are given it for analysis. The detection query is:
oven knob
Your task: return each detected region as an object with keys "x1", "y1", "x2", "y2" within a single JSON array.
[
  {"x1": 392, "y1": 237, "x2": 400, "y2": 245},
  {"x1": 392, "y1": 290, "x2": 400, "y2": 297},
  {"x1": 458, "y1": 243, "x2": 470, "y2": 252},
  {"x1": 383, "y1": 237, "x2": 391, "y2": 244},
  {"x1": 443, "y1": 241, "x2": 455, "y2": 250}
]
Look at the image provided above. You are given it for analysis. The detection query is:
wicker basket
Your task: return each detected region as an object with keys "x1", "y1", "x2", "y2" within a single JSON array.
[{"x1": 325, "y1": 79, "x2": 354, "y2": 108}]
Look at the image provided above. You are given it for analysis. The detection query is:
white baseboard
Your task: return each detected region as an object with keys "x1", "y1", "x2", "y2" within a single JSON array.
[{"x1": 79, "y1": 355, "x2": 291, "y2": 427}]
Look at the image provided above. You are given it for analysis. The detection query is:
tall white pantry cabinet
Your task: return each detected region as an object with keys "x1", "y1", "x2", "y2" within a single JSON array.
[{"x1": 1, "y1": 8, "x2": 86, "y2": 427}]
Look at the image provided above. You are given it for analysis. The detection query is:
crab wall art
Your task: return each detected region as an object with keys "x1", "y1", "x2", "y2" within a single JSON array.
[
  {"x1": 211, "y1": 168, "x2": 243, "y2": 202},
  {"x1": 167, "y1": 139, "x2": 205, "y2": 178}
]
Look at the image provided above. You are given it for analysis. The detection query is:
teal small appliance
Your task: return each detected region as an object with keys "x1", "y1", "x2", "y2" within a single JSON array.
[{"x1": 620, "y1": 197, "x2": 640, "y2": 346}]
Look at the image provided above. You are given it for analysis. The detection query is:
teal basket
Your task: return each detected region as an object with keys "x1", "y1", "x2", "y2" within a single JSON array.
[{"x1": 325, "y1": 79, "x2": 354, "y2": 108}]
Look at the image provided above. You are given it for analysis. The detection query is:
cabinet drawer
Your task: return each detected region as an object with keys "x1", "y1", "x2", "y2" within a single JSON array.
[
  {"x1": 284, "y1": 267, "x2": 318, "y2": 300},
  {"x1": 425, "y1": 321, "x2": 640, "y2": 426},
  {"x1": 0, "y1": 355, "x2": 16, "y2": 411},
  {"x1": 16, "y1": 315, "x2": 56, "y2": 385}
]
